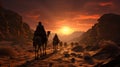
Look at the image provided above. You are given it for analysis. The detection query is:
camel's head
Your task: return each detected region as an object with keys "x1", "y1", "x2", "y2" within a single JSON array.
[{"x1": 47, "y1": 31, "x2": 51, "y2": 37}]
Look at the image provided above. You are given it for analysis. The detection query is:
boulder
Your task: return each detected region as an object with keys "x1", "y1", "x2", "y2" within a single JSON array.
[
  {"x1": 72, "y1": 45, "x2": 84, "y2": 52},
  {"x1": 93, "y1": 40, "x2": 120, "y2": 60}
]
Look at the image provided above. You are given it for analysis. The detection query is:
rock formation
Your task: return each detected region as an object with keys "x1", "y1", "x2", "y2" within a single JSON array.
[
  {"x1": 0, "y1": 7, "x2": 33, "y2": 41},
  {"x1": 79, "y1": 13, "x2": 120, "y2": 50}
]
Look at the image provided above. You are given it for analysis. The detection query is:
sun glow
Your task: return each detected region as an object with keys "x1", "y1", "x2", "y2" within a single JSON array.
[{"x1": 60, "y1": 26, "x2": 73, "y2": 35}]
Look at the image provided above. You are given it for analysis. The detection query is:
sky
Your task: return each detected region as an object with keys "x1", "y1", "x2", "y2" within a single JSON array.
[{"x1": 1, "y1": 0, "x2": 120, "y2": 34}]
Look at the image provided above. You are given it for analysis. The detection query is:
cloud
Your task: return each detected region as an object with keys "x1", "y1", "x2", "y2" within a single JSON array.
[
  {"x1": 1, "y1": 0, "x2": 120, "y2": 32},
  {"x1": 73, "y1": 14, "x2": 100, "y2": 20},
  {"x1": 99, "y1": 2, "x2": 113, "y2": 6}
]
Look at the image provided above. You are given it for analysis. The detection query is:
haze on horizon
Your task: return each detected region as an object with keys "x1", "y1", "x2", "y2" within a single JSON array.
[{"x1": 1, "y1": 0, "x2": 120, "y2": 35}]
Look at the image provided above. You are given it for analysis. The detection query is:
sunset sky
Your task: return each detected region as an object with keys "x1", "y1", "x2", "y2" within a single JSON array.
[{"x1": 1, "y1": 0, "x2": 120, "y2": 34}]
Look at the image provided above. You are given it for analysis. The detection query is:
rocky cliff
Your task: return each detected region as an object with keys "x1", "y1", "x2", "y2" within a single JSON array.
[
  {"x1": 0, "y1": 7, "x2": 33, "y2": 41},
  {"x1": 79, "y1": 13, "x2": 120, "y2": 50}
]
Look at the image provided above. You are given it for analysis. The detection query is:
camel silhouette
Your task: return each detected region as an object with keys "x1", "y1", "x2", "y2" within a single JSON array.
[
  {"x1": 52, "y1": 34, "x2": 60, "y2": 51},
  {"x1": 33, "y1": 31, "x2": 50, "y2": 60},
  {"x1": 43, "y1": 31, "x2": 51, "y2": 55},
  {"x1": 33, "y1": 36, "x2": 42, "y2": 59}
]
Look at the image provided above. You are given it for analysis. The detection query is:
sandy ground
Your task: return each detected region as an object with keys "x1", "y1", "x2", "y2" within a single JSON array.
[{"x1": 0, "y1": 41, "x2": 101, "y2": 67}]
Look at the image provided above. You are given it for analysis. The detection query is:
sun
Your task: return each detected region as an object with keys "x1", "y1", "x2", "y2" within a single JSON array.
[{"x1": 60, "y1": 26, "x2": 73, "y2": 35}]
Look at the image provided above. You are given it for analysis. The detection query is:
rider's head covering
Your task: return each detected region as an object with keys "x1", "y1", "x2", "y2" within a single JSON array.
[{"x1": 38, "y1": 21, "x2": 42, "y2": 25}]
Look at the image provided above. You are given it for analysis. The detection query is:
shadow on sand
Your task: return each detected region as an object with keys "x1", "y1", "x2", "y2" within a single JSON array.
[{"x1": 18, "y1": 51, "x2": 57, "y2": 67}]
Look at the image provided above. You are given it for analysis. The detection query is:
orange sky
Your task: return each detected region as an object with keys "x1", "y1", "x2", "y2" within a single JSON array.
[{"x1": 1, "y1": 0, "x2": 120, "y2": 34}]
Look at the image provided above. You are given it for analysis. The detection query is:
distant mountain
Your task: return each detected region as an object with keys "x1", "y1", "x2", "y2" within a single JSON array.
[
  {"x1": 65, "y1": 31, "x2": 84, "y2": 42},
  {"x1": 79, "y1": 13, "x2": 120, "y2": 50},
  {"x1": 0, "y1": 7, "x2": 33, "y2": 41},
  {"x1": 59, "y1": 31, "x2": 84, "y2": 43},
  {"x1": 47, "y1": 31, "x2": 84, "y2": 44}
]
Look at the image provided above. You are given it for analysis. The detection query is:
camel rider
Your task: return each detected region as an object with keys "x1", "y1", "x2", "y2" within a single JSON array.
[
  {"x1": 33, "y1": 22, "x2": 47, "y2": 43},
  {"x1": 53, "y1": 34, "x2": 60, "y2": 44},
  {"x1": 53, "y1": 34, "x2": 60, "y2": 49}
]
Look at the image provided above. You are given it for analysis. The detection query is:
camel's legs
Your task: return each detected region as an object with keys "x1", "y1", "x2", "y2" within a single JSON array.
[
  {"x1": 45, "y1": 43, "x2": 47, "y2": 55},
  {"x1": 42, "y1": 43, "x2": 47, "y2": 55},
  {"x1": 57, "y1": 44, "x2": 58, "y2": 49},
  {"x1": 53, "y1": 44, "x2": 55, "y2": 52},
  {"x1": 43, "y1": 44, "x2": 44, "y2": 55},
  {"x1": 55, "y1": 45, "x2": 57, "y2": 51},
  {"x1": 34, "y1": 45, "x2": 38, "y2": 60},
  {"x1": 41, "y1": 45, "x2": 44, "y2": 56},
  {"x1": 38, "y1": 45, "x2": 41, "y2": 58},
  {"x1": 40, "y1": 46, "x2": 43, "y2": 57},
  {"x1": 35, "y1": 46, "x2": 37, "y2": 59},
  {"x1": 55, "y1": 45, "x2": 57, "y2": 50},
  {"x1": 33, "y1": 43, "x2": 38, "y2": 60},
  {"x1": 43, "y1": 44, "x2": 46, "y2": 55}
]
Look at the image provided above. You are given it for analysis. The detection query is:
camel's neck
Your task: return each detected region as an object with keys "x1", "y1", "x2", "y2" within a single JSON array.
[
  {"x1": 46, "y1": 31, "x2": 50, "y2": 39},
  {"x1": 46, "y1": 34, "x2": 50, "y2": 39}
]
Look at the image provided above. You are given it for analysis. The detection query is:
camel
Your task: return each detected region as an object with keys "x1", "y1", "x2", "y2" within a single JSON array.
[
  {"x1": 43, "y1": 31, "x2": 51, "y2": 55},
  {"x1": 53, "y1": 34, "x2": 60, "y2": 51},
  {"x1": 53, "y1": 40, "x2": 59, "y2": 51},
  {"x1": 33, "y1": 36, "x2": 42, "y2": 59},
  {"x1": 33, "y1": 31, "x2": 50, "y2": 59}
]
